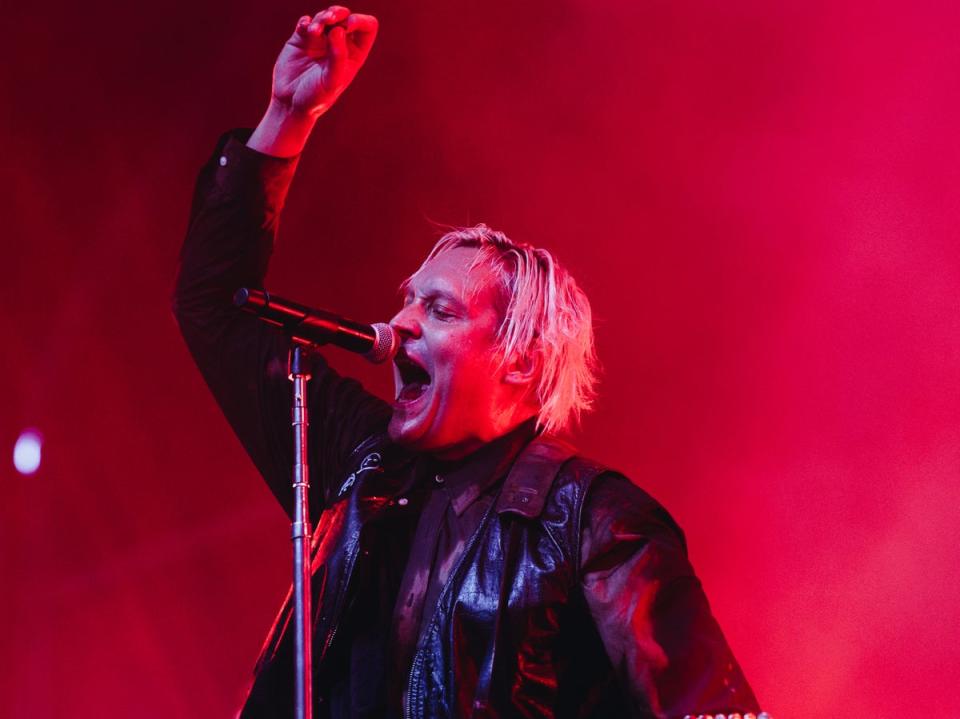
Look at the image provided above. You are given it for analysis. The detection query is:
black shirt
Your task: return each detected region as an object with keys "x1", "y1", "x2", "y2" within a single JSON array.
[{"x1": 389, "y1": 420, "x2": 538, "y2": 708}]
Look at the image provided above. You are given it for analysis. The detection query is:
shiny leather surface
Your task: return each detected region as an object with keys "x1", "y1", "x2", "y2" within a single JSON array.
[{"x1": 243, "y1": 435, "x2": 758, "y2": 719}]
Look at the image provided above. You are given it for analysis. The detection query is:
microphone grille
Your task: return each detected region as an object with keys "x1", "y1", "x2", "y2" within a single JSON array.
[{"x1": 365, "y1": 323, "x2": 398, "y2": 364}]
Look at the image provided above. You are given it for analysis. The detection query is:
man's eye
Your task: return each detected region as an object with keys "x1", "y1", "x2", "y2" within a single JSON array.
[{"x1": 431, "y1": 305, "x2": 455, "y2": 320}]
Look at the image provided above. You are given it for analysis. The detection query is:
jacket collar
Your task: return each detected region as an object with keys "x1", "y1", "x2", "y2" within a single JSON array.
[{"x1": 495, "y1": 434, "x2": 577, "y2": 519}]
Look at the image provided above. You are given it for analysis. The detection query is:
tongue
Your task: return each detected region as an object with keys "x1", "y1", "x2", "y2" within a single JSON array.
[{"x1": 399, "y1": 383, "x2": 427, "y2": 402}]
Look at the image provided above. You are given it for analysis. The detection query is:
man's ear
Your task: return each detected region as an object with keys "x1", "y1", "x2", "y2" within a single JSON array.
[{"x1": 503, "y1": 351, "x2": 539, "y2": 386}]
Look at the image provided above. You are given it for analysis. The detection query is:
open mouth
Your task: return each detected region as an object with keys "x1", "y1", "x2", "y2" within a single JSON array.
[{"x1": 394, "y1": 349, "x2": 432, "y2": 403}]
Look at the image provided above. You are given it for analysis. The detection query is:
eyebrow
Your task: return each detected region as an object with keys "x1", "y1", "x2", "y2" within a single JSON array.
[{"x1": 398, "y1": 281, "x2": 467, "y2": 310}]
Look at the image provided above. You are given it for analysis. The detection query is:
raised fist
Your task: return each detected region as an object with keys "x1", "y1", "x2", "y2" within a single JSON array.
[{"x1": 270, "y1": 6, "x2": 378, "y2": 117}]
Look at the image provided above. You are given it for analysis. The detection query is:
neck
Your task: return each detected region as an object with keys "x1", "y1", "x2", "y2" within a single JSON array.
[{"x1": 427, "y1": 414, "x2": 538, "y2": 462}]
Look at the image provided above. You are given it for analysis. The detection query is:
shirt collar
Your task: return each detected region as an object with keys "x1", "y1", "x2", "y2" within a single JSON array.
[{"x1": 414, "y1": 418, "x2": 539, "y2": 517}]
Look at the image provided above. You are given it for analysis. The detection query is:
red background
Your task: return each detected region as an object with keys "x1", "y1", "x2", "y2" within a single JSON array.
[{"x1": 3, "y1": 1, "x2": 958, "y2": 715}]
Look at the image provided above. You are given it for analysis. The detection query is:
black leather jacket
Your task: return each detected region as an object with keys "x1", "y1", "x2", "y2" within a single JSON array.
[{"x1": 174, "y1": 131, "x2": 761, "y2": 718}]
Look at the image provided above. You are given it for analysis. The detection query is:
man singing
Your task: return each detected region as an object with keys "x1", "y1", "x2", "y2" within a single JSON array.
[{"x1": 174, "y1": 7, "x2": 764, "y2": 718}]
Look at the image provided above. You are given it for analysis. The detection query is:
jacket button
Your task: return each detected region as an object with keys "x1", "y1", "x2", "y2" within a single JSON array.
[{"x1": 397, "y1": 497, "x2": 409, "y2": 506}]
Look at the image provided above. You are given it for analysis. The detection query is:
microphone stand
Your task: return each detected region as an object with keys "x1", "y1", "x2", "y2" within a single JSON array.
[
  {"x1": 234, "y1": 287, "x2": 397, "y2": 718},
  {"x1": 289, "y1": 345, "x2": 313, "y2": 719}
]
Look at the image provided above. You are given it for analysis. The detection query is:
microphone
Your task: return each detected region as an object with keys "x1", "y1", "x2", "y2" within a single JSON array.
[{"x1": 233, "y1": 287, "x2": 398, "y2": 364}]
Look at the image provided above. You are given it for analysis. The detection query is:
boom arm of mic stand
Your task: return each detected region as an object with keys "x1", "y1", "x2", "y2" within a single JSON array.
[{"x1": 234, "y1": 287, "x2": 375, "y2": 353}]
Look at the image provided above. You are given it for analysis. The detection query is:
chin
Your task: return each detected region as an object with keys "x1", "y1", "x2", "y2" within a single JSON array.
[
  {"x1": 386, "y1": 418, "x2": 408, "y2": 445},
  {"x1": 388, "y1": 416, "x2": 463, "y2": 457},
  {"x1": 388, "y1": 414, "x2": 428, "y2": 449}
]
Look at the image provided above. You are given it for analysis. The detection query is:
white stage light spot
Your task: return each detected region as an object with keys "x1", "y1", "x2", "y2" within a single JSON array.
[{"x1": 13, "y1": 430, "x2": 42, "y2": 475}]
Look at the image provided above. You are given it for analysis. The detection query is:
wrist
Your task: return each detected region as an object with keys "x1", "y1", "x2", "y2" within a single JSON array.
[{"x1": 247, "y1": 100, "x2": 319, "y2": 158}]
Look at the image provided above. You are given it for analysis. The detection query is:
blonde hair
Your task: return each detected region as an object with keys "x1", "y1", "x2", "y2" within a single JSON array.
[{"x1": 416, "y1": 224, "x2": 599, "y2": 435}]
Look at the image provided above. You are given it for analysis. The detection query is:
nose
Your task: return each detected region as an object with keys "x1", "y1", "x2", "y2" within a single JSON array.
[{"x1": 389, "y1": 303, "x2": 422, "y2": 340}]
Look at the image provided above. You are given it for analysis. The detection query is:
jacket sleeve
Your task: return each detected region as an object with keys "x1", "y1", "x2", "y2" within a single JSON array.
[
  {"x1": 172, "y1": 130, "x2": 392, "y2": 521},
  {"x1": 579, "y1": 474, "x2": 761, "y2": 719}
]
